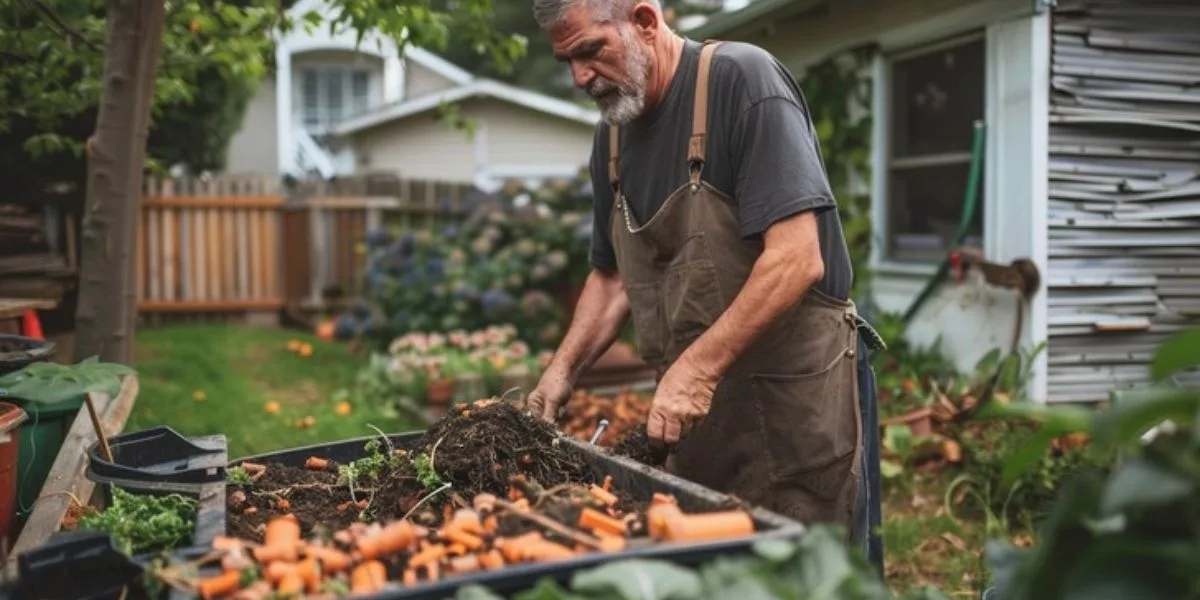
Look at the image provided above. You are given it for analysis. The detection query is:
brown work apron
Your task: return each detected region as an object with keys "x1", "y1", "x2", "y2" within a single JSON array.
[{"x1": 607, "y1": 41, "x2": 864, "y2": 538}]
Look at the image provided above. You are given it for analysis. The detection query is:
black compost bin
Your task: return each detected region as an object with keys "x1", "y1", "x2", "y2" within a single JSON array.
[
  {"x1": 0, "y1": 334, "x2": 55, "y2": 377},
  {"x1": 231, "y1": 430, "x2": 807, "y2": 599}
]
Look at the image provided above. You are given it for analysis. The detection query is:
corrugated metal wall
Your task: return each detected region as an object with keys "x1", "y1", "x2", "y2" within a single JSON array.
[{"x1": 1046, "y1": 0, "x2": 1200, "y2": 402}]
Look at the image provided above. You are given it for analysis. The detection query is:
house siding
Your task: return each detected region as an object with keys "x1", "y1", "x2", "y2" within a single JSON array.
[
  {"x1": 348, "y1": 98, "x2": 595, "y2": 184},
  {"x1": 405, "y1": 63, "x2": 458, "y2": 98},
  {"x1": 1044, "y1": 2, "x2": 1200, "y2": 402},
  {"x1": 224, "y1": 75, "x2": 279, "y2": 175}
]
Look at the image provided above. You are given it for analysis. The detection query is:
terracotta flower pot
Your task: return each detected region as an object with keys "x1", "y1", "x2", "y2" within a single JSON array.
[{"x1": 425, "y1": 378, "x2": 455, "y2": 415}]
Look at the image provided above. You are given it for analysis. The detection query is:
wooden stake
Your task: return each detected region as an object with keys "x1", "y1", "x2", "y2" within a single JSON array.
[{"x1": 85, "y1": 392, "x2": 114, "y2": 463}]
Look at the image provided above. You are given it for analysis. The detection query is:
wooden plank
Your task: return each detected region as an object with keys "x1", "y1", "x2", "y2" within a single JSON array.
[
  {"x1": 141, "y1": 196, "x2": 285, "y2": 209},
  {"x1": 207, "y1": 207, "x2": 221, "y2": 302},
  {"x1": 256, "y1": 209, "x2": 270, "y2": 300},
  {"x1": 237, "y1": 209, "x2": 250, "y2": 300},
  {"x1": 249, "y1": 209, "x2": 264, "y2": 300},
  {"x1": 5, "y1": 375, "x2": 139, "y2": 574},
  {"x1": 266, "y1": 211, "x2": 280, "y2": 298},
  {"x1": 138, "y1": 299, "x2": 284, "y2": 312},
  {"x1": 0, "y1": 298, "x2": 57, "y2": 320},
  {"x1": 223, "y1": 208, "x2": 236, "y2": 300},
  {"x1": 136, "y1": 208, "x2": 146, "y2": 302},
  {"x1": 163, "y1": 208, "x2": 177, "y2": 301},
  {"x1": 147, "y1": 209, "x2": 161, "y2": 301},
  {"x1": 309, "y1": 206, "x2": 327, "y2": 306}
]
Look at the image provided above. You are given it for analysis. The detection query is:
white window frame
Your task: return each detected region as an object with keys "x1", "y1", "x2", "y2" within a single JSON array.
[
  {"x1": 871, "y1": 30, "x2": 989, "y2": 274},
  {"x1": 297, "y1": 65, "x2": 375, "y2": 134}
]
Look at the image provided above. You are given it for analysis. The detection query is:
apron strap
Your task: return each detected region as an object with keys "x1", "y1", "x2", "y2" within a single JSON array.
[
  {"x1": 608, "y1": 124, "x2": 620, "y2": 194},
  {"x1": 689, "y1": 40, "x2": 723, "y2": 186}
]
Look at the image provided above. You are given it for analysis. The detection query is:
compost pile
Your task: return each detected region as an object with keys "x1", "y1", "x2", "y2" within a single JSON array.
[
  {"x1": 201, "y1": 399, "x2": 758, "y2": 598},
  {"x1": 226, "y1": 400, "x2": 588, "y2": 541}
]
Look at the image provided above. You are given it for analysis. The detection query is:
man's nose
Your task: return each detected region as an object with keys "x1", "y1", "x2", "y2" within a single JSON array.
[{"x1": 570, "y1": 63, "x2": 594, "y2": 89}]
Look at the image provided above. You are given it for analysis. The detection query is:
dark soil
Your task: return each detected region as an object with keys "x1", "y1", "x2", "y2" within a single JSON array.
[
  {"x1": 611, "y1": 424, "x2": 669, "y2": 467},
  {"x1": 226, "y1": 401, "x2": 590, "y2": 542}
]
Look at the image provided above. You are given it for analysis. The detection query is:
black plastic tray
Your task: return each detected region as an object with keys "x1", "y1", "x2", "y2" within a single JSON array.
[
  {"x1": 232, "y1": 431, "x2": 807, "y2": 599},
  {"x1": 86, "y1": 426, "x2": 228, "y2": 492}
]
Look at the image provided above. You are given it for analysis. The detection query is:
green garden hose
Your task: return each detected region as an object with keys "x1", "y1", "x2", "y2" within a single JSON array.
[{"x1": 902, "y1": 120, "x2": 987, "y2": 324}]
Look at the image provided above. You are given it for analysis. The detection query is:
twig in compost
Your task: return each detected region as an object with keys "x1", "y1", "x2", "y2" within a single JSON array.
[
  {"x1": 495, "y1": 499, "x2": 605, "y2": 550},
  {"x1": 499, "y1": 386, "x2": 523, "y2": 404},
  {"x1": 366, "y1": 424, "x2": 395, "y2": 455},
  {"x1": 401, "y1": 482, "x2": 453, "y2": 523},
  {"x1": 429, "y1": 435, "x2": 446, "y2": 477}
]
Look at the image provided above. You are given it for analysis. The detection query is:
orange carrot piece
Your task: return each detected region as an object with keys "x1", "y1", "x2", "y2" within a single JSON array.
[
  {"x1": 264, "y1": 514, "x2": 301, "y2": 548},
  {"x1": 305, "y1": 545, "x2": 353, "y2": 573},
  {"x1": 350, "y1": 561, "x2": 387, "y2": 594},
  {"x1": 602, "y1": 475, "x2": 613, "y2": 492},
  {"x1": 426, "y1": 561, "x2": 441, "y2": 582},
  {"x1": 661, "y1": 510, "x2": 755, "y2": 543},
  {"x1": 507, "y1": 485, "x2": 523, "y2": 502},
  {"x1": 579, "y1": 507, "x2": 627, "y2": 536},
  {"x1": 651, "y1": 493, "x2": 677, "y2": 506},
  {"x1": 212, "y1": 536, "x2": 244, "y2": 552},
  {"x1": 522, "y1": 540, "x2": 576, "y2": 563},
  {"x1": 197, "y1": 569, "x2": 243, "y2": 599},
  {"x1": 336, "y1": 501, "x2": 352, "y2": 512},
  {"x1": 588, "y1": 485, "x2": 618, "y2": 507},
  {"x1": 511, "y1": 498, "x2": 530, "y2": 512},
  {"x1": 482, "y1": 515, "x2": 498, "y2": 533},
  {"x1": 294, "y1": 558, "x2": 321, "y2": 593},
  {"x1": 408, "y1": 544, "x2": 446, "y2": 568},
  {"x1": 446, "y1": 542, "x2": 468, "y2": 556},
  {"x1": 277, "y1": 572, "x2": 304, "y2": 595},
  {"x1": 450, "y1": 509, "x2": 483, "y2": 533},
  {"x1": 263, "y1": 561, "x2": 295, "y2": 584},
  {"x1": 479, "y1": 549, "x2": 505, "y2": 570},
  {"x1": 357, "y1": 520, "x2": 417, "y2": 560},
  {"x1": 277, "y1": 498, "x2": 291, "y2": 510},
  {"x1": 304, "y1": 457, "x2": 329, "y2": 471},
  {"x1": 448, "y1": 554, "x2": 481, "y2": 574},
  {"x1": 240, "y1": 462, "x2": 266, "y2": 474},
  {"x1": 472, "y1": 493, "x2": 497, "y2": 514},
  {"x1": 442, "y1": 527, "x2": 484, "y2": 551},
  {"x1": 402, "y1": 568, "x2": 418, "y2": 586},
  {"x1": 646, "y1": 503, "x2": 683, "y2": 540},
  {"x1": 356, "y1": 499, "x2": 369, "y2": 510},
  {"x1": 230, "y1": 580, "x2": 271, "y2": 600},
  {"x1": 243, "y1": 506, "x2": 258, "y2": 516},
  {"x1": 597, "y1": 534, "x2": 627, "y2": 553}
]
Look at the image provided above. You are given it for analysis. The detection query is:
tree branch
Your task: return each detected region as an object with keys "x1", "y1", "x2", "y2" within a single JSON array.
[{"x1": 21, "y1": 0, "x2": 102, "y2": 50}]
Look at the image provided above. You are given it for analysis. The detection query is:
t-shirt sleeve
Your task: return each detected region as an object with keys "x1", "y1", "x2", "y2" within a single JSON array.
[
  {"x1": 588, "y1": 127, "x2": 618, "y2": 272},
  {"x1": 730, "y1": 94, "x2": 837, "y2": 239}
]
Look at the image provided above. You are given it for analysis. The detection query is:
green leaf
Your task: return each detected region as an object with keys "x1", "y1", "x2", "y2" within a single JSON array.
[
  {"x1": 569, "y1": 559, "x2": 703, "y2": 600},
  {"x1": 999, "y1": 426, "x2": 1057, "y2": 487},
  {"x1": 751, "y1": 538, "x2": 796, "y2": 563},
  {"x1": 1099, "y1": 458, "x2": 1194, "y2": 514},
  {"x1": 456, "y1": 585, "x2": 507, "y2": 600},
  {"x1": 1150, "y1": 328, "x2": 1200, "y2": 382},
  {"x1": 1093, "y1": 388, "x2": 1199, "y2": 448}
]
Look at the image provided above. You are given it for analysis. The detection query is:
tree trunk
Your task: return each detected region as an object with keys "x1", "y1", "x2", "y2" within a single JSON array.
[{"x1": 74, "y1": 0, "x2": 166, "y2": 364}]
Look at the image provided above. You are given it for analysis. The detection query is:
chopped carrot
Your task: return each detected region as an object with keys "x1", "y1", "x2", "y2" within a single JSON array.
[
  {"x1": 357, "y1": 520, "x2": 416, "y2": 560},
  {"x1": 448, "y1": 554, "x2": 481, "y2": 574},
  {"x1": 230, "y1": 580, "x2": 271, "y2": 600},
  {"x1": 507, "y1": 485, "x2": 523, "y2": 502},
  {"x1": 197, "y1": 569, "x2": 243, "y2": 599},
  {"x1": 602, "y1": 475, "x2": 613, "y2": 492},
  {"x1": 305, "y1": 545, "x2": 352, "y2": 573},
  {"x1": 446, "y1": 542, "x2": 468, "y2": 556},
  {"x1": 651, "y1": 493, "x2": 677, "y2": 506},
  {"x1": 277, "y1": 571, "x2": 304, "y2": 595},
  {"x1": 589, "y1": 484, "x2": 618, "y2": 507},
  {"x1": 425, "y1": 561, "x2": 441, "y2": 582},
  {"x1": 442, "y1": 527, "x2": 483, "y2": 551},
  {"x1": 304, "y1": 457, "x2": 329, "y2": 471},
  {"x1": 579, "y1": 507, "x2": 627, "y2": 536},
  {"x1": 240, "y1": 462, "x2": 266, "y2": 474},
  {"x1": 597, "y1": 534, "x2": 627, "y2": 553},
  {"x1": 442, "y1": 503, "x2": 454, "y2": 524},
  {"x1": 221, "y1": 548, "x2": 255, "y2": 573},
  {"x1": 294, "y1": 558, "x2": 321, "y2": 593},
  {"x1": 243, "y1": 506, "x2": 258, "y2": 515},
  {"x1": 402, "y1": 568, "x2": 418, "y2": 586},
  {"x1": 482, "y1": 515, "x2": 498, "y2": 533},
  {"x1": 336, "y1": 501, "x2": 352, "y2": 512},
  {"x1": 212, "y1": 536, "x2": 244, "y2": 552},
  {"x1": 660, "y1": 510, "x2": 754, "y2": 543},
  {"x1": 408, "y1": 544, "x2": 447, "y2": 568},
  {"x1": 450, "y1": 509, "x2": 483, "y2": 533},
  {"x1": 277, "y1": 498, "x2": 291, "y2": 510},
  {"x1": 511, "y1": 498, "x2": 530, "y2": 512},
  {"x1": 479, "y1": 549, "x2": 505, "y2": 570},
  {"x1": 263, "y1": 561, "x2": 295, "y2": 584},
  {"x1": 350, "y1": 561, "x2": 387, "y2": 594},
  {"x1": 356, "y1": 499, "x2": 369, "y2": 510}
]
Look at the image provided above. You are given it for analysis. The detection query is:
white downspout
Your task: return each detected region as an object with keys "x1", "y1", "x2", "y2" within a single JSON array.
[{"x1": 276, "y1": 47, "x2": 294, "y2": 176}]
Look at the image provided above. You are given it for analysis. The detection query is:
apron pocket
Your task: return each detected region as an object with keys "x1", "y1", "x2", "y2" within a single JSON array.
[
  {"x1": 752, "y1": 350, "x2": 857, "y2": 499},
  {"x1": 624, "y1": 281, "x2": 666, "y2": 364}
]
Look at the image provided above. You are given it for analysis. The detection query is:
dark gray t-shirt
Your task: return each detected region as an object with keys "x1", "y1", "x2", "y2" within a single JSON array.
[{"x1": 588, "y1": 38, "x2": 853, "y2": 301}]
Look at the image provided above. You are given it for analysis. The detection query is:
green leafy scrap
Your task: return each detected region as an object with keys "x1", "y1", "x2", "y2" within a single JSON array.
[
  {"x1": 76, "y1": 487, "x2": 196, "y2": 557},
  {"x1": 0, "y1": 356, "x2": 135, "y2": 405}
]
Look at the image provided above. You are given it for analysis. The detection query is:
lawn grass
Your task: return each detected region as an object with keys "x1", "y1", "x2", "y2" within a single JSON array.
[{"x1": 127, "y1": 324, "x2": 415, "y2": 459}]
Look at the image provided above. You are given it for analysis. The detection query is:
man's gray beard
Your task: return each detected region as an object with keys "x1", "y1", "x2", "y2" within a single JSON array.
[{"x1": 589, "y1": 30, "x2": 650, "y2": 125}]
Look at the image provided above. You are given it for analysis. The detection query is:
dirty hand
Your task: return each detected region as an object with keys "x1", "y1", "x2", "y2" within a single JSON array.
[
  {"x1": 646, "y1": 358, "x2": 718, "y2": 444},
  {"x1": 526, "y1": 366, "x2": 574, "y2": 423}
]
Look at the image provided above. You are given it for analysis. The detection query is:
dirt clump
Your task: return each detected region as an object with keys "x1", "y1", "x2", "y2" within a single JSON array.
[{"x1": 611, "y1": 424, "x2": 669, "y2": 467}]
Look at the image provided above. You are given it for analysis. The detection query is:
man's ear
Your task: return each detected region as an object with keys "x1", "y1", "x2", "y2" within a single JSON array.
[{"x1": 630, "y1": 2, "x2": 660, "y2": 37}]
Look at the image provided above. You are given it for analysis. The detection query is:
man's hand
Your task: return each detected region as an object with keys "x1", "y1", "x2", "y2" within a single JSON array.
[
  {"x1": 526, "y1": 365, "x2": 574, "y2": 422},
  {"x1": 646, "y1": 357, "x2": 719, "y2": 444}
]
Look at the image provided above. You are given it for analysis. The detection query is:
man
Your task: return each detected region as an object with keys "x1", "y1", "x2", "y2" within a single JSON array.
[{"x1": 526, "y1": 0, "x2": 884, "y2": 569}]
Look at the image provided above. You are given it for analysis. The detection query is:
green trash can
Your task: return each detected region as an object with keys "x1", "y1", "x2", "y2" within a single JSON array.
[{"x1": 0, "y1": 334, "x2": 65, "y2": 531}]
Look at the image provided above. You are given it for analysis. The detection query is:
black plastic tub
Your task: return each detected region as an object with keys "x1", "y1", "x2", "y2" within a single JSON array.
[
  {"x1": 7, "y1": 429, "x2": 229, "y2": 600},
  {"x1": 233, "y1": 430, "x2": 808, "y2": 599}
]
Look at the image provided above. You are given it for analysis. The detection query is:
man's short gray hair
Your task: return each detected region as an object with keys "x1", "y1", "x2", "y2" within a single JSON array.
[{"x1": 533, "y1": 0, "x2": 661, "y2": 29}]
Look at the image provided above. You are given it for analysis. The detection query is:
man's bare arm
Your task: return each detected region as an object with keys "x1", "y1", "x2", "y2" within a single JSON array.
[
  {"x1": 677, "y1": 210, "x2": 825, "y2": 381},
  {"x1": 544, "y1": 268, "x2": 631, "y2": 384}
]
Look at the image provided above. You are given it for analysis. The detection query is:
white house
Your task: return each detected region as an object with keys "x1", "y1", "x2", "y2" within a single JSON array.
[
  {"x1": 223, "y1": 0, "x2": 601, "y2": 192},
  {"x1": 691, "y1": 0, "x2": 1200, "y2": 404}
]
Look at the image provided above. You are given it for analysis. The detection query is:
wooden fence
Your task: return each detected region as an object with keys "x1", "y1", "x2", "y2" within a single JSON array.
[{"x1": 136, "y1": 174, "x2": 475, "y2": 322}]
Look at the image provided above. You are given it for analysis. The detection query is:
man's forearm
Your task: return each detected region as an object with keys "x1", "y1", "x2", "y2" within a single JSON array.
[
  {"x1": 546, "y1": 268, "x2": 630, "y2": 383},
  {"x1": 679, "y1": 246, "x2": 824, "y2": 381}
]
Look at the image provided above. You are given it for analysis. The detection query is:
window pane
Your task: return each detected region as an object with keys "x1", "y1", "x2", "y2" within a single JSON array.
[
  {"x1": 326, "y1": 70, "x2": 344, "y2": 122},
  {"x1": 886, "y1": 163, "x2": 984, "y2": 263},
  {"x1": 302, "y1": 70, "x2": 320, "y2": 126},
  {"x1": 351, "y1": 71, "x2": 370, "y2": 114},
  {"x1": 890, "y1": 37, "x2": 984, "y2": 158}
]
